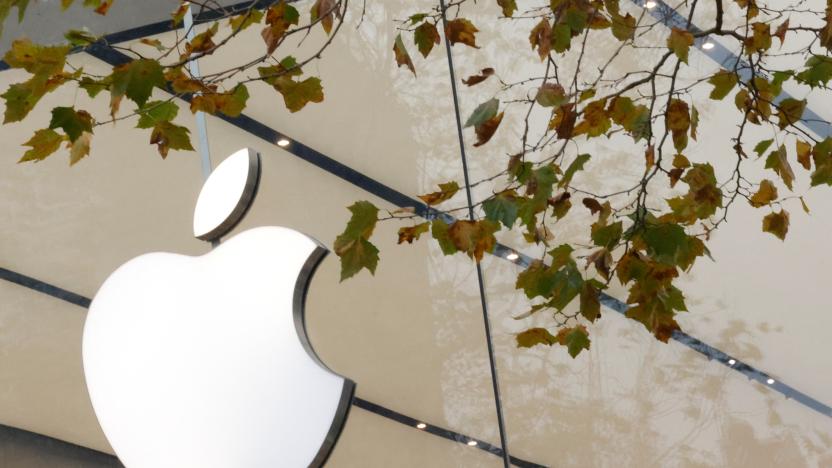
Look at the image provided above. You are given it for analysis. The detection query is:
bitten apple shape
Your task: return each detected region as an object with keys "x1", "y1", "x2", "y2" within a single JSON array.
[{"x1": 82, "y1": 226, "x2": 354, "y2": 468}]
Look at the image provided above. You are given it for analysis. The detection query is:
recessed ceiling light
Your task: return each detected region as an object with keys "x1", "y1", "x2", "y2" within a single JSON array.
[
  {"x1": 767, "y1": 378, "x2": 775, "y2": 385},
  {"x1": 702, "y1": 41, "x2": 715, "y2": 50},
  {"x1": 506, "y1": 252, "x2": 519, "y2": 261},
  {"x1": 467, "y1": 440, "x2": 478, "y2": 446},
  {"x1": 416, "y1": 423, "x2": 426, "y2": 429},
  {"x1": 644, "y1": 1, "x2": 657, "y2": 8},
  {"x1": 728, "y1": 359, "x2": 736, "y2": 365},
  {"x1": 277, "y1": 138, "x2": 290, "y2": 147}
]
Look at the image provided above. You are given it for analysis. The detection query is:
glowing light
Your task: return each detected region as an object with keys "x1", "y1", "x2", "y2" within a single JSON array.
[
  {"x1": 767, "y1": 378, "x2": 775, "y2": 385},
  {"x1": 644, "y1": 0, "x2": 657, "y2": 8},
  {"x1": 506, "y1": 252, "x2": 520, "y2": 261},
  {"x1": 416, "y1": 423, "x2": 427, "y2": 429},
  {"x1": 467, "y1": 440, "x2": 478, "y2": 447},
  {"x1": 728, "y1": 359, "x2": 736, "y2": 365},
  {"x1": 192, "y1": 148, "x2": 260, "y2": 241},
  {"x1": 277, "y1": 138, "x2": 291, "y2": 147},
  {"x1": 702, "y1": 41, "x2": 715, "y2": 50}
]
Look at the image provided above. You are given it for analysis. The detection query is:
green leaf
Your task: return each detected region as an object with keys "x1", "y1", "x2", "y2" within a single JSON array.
[
  {"x1": 464, "y1": 98, "x2": 499, "y2": 128},
  {"x1": 19, "y1": 128, "x2": 64, "y2": 163},
  {"x1": 109, "y1": 59, "x2": 166, "y2": 116},
  {"x1": 591, "y1": 221, "x2": 623, "y2": 249},
  {"x1": 413, "y1": 22, "x2": 440, "y2": 58},
  {"x1": 708, "y1": 71, "x2": 738, "y2": 100},
  {"x1": 64, "y1": 28, "x2": 98, "y2": 46},
  {"x1": 667, "y1": 28, "x2": 694, "y2": 63},
  {"x1": 149, "y1": 121, "x2": 194, "y2": 158},
  {"x1": 228, "y1": 8, "x2": 264, "y2": 32},
  {"x1": 273, "y1": 76, "x2": 324, "y2": 113},
  {"x1": 431, "y1": 218, "x2": 458, "y2": 255},
  {"x1": 483, "y1": 190, "x2": 519, "y2": 228},
  {"x1": 49, "y1": 107, "x2": 93, "y2": 142},
  {"x1": 558, "y1": 154, "x2": 590, "y2": 188},
  {"x1": 796, "y1": 55, "x2": 832, "y2": 88},
  {"x1": 642, "y1": 222, "x2": 689, "y2": 266},
  {"x1": 753, "y1": 139, "x2": 774, "y2": 157},
  {"x1": 555, "y1": 326, "x2": 591, "y2": 358},
  {"x1": 393, "y1": 33, "x2": 416, "y2": 76},
  {"x1": 334, "y1": 201, "x2": 380, "y2": 281},
  {"x1": 516, "y1": 260, "x2": 557, "y2": 299},
  {"x1": 762, "y1": 209, "x2": 789, "y2": 240},
  {"x1": 137, "y1": 101, "x2": 179, "y2": 129},
  {"x1": 765, "y1": 144, "x2": 795, "y2": 190},
  {"x1": 516, "y1": 328, "x2": 557, "y2": 348},
  {"x1": 3, "y1": 38, "x2": 70, "y2": 75}
]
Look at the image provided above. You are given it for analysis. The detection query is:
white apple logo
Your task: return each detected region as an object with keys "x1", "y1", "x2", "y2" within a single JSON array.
[{"x1": 82, "y1": 149, "x2": 354, "y2": 468}]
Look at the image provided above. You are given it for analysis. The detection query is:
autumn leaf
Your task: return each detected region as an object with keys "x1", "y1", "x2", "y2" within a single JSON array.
[
  {"x1": 496, "y1": 0, "x2": 517, "y2": 17},
  {"x1": 445, "y1": 18, "x2": 479, "y2": 48},
  {"x1": 431, "y1": 218, "x2": 458, "y2": 255},
  {"x1": 462, "y1": 68, "x2": 494, "y2": 86},
  {"x1": 762, "y1": 209, "x2": 789, "y2": 240},
  {"x1": 796, "y1": 140, "x2": 812, "y2": 170},
  {"x1": 310, "y1": 0, "x2": 339, "y2": 35},
  {"x1": 667, "y1": 28, "x2": 694, "y2": 63},
  {"x1": 418, "y1": 181, "x2": 460, "y2": 205},
  {"x1": 397, "y1": 222, "x2": 430, "y2": 244},
  {"x1": 573, "y1": 99, "x2": 611, "y2": 137},
  {"x1": 181, "y1": 23, "x2": 218, "y2": 60},
  {"x1": 777, "y1": 98, "x2": 806, "y2": 129},
  {"x1": 19, "y1": 129, "x2": 64, "y2": 163},
  {"x1": 708, "y1": 71, "x2": 738, "y2": 100},
  {"x1": 592, "y1": 221, "x2": 623, "y2": 249},
  {"x1": 273, "y1": 76, "x2": 324, "y2": 113},
  {"x1": 555, "y1": 326, "x2": 591, "y2": 358},
  {"x1": 535, "y1": 83, "x2": 567, "y2": 107},
  {"x1": 516, "y1": 328, "x2": 556, "y2": 348},
  {"x1": 746, "y1": 22, "x2": 772, "y2": 54},
  {"x1": 580, "y1": 280, "x2": 603, "y2": 322},
  {"x1": 610, "y1": 12, "x2": 636, "y2": 41},
  {"x1": 529, "y1": 18, "x2": 552, "y2": 60},
  {"x1": 749, "y1": 179, "x2": 778, "y2": 207},
  {"x1": 334, "y1": 201, "x2": 380, "y2": 281},
  {"x1": 414, "y1": 22, "x2": 440, "y2": 58},
  {"x1": 464, "y1": 98, "x2": 499, "y2": 127},
  {"x1": 774, "y1": 18, "x2": 789, "y2": 44},
  {"x1": 229, "y1": 8, "x2": 264, "y2": 32},
  {"x1": 139, "y1": 38, "x2": 166, "y2": 51},
  {"x1": 190, "y1": 85, "x2": 250, "y2": 117},
  {"x1": 65, "y1": 29, "x2": 99, "y2": 47},
  {"x1": 765, "y1": 144, "x2": 795, "y2": 190},
  {"x1": 261, "y1": 2, "x2": 299, "y2": 54},
  {"x1": 666, "y1": 99, "x2": 691, "y2": 152},
  {"x1": 149, "y1": 121, "x2": 194, "y2": 158},
  {"x1": 69, "y1": 131, "x2": 92, "y2": 165},
  {"x1": 448, "y1": 219, "x2": 499, "y2": 261},
  {"x1": 393, "y1": 34, "x2": 416, "y2": 76},
  {"x1": 473, "y1": 112, "x2": 503, "y2": 147}
]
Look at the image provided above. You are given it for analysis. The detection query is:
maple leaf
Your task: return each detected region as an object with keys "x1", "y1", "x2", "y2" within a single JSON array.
[
  {"x1": 69, "y1": 131, "x2": 92, "y2": 165},
  {"x1": 49, "y1": 106, "x2": 93, "y2": 142},
  {"x1": 334, "y1": 201, "x2": 380, "y2": 281},
  {"x1": 418, "y1": 181, "x2": 460, "y2": 205},
  {"x1": 397, "y1": 222, "x2": 430, "y2": 244},
  {"x1": 535, "y1": 83, "x2": 567, "y2": 107},
  {"x1": 445, "y1": 18, "x2": 479, "y2": 48},
  {"x1": 762, "y1": 209, "x2": 789, "y2": 240},
  {"x1": 555, "y1": 326, "x2": 591, "y2": 358},
  {"x1": 473, "y1": 112, "x2": 503, "y2": 147},
  {"x1": 149, "y1": 121, "x2": 194, "y2": 158},
  {"x1": 765, "y1": 144, "x2": 795, "y2": 190},
  {"x1": 776, "y1": 98, "x2": 806, "y2": 129},
  {"x1": 393, "y1": 34, "x2": 416, "y2": 76},
  {"x1": 483, "y1": 190, "x2": 519, "y2": 228},
  {"x1": 448, "y1": 219, "x2": 499, "y2": 262},
  {"x1": 708, "y1": 71, "x2": 738, "y2": 100},
  {"x1": 462, "y1": 68, "x2": 495, "y2": 86},
  {"x1": 749, "y1": 179, "x2": 778, "y2": 207},
  {"x1": 516, "y1": 328, "x2": 556, "y2": 348},
  {"x1": 229, "y1": 8, "x2": 264, "y2": 32},
  {"x1": 190, "y1": 85, "x2": 250, "y2": 117},
  {"x1": 559, "y1": 154, "x2": 590, "y2": 188},
  {"x1": 414, "y1": 22, "x2": 440, "y2": 58},
  {"x1": 262, "y1": 2, "x2": 299, "y2": 54},
  {"x1": 529, "y1": 18, "x2": 552, "y2": 60},
  {"x1": 19, "y1": 128, "x2": 64, "y2": 163},
  {"x1": 667, "y1": 28, "x2": 694, "y2": 63},
  {"x1": 137, "y1": 101, "x2": 179, "y2": 129},
  {"x1": 109, "y1": 59, "x2": 165, "y2": 117},
  {"x1": 496, "y1": 0, "x2": 517, "y2": 17},
  {"x1": 796, "y1": 140, "x2": 812, "y2": 170},
  {"x1": 310, "y1": 0, "x2": 339, "y2": 35},
  {"x1": 464, "y1": 98, "x2": 499, "y2": 128}
]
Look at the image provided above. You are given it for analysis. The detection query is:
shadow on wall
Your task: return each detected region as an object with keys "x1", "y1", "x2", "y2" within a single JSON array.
[{"x1": 0, "y1": 424, "x2": 122, "y2": 468}]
